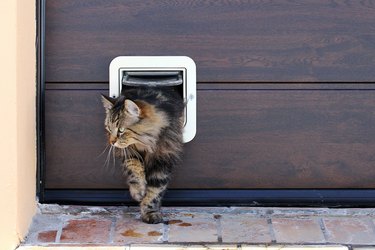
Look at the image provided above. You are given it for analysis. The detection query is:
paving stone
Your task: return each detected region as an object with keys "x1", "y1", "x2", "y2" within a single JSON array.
[
  {"x1": 130, "y1": 245, "x2": 238, "y2": 250},
  {"x1": 60, "y1": 218, "x2": 112, "y2": 243},
  {"x1": 221, "y1": 215, "x2": 272, "y2": 243},
  {"x1": 37, "y1": 230, "x2": 57, "y2": 243},
  {"x1": 24, "y1": 213, "x2": 63, "y2": 244},
  {"x1": 241, "y1": 246, "x2": 348, "y2": 250},
  {"x1": 18, "y1": 247, "x2": 129, "y2": 250},
  {"x1": 114, "y1": 214, "x2": 164, "y2": 244},
  {"x1": 272, "y1": 218, "x2": 325, "y2": 243},
  {"x1": 167, "y1": 213, "x2": 218, "y2": 243},
  {"x1": 323, "y1": 217, "x2": 375, "y2": 244}
]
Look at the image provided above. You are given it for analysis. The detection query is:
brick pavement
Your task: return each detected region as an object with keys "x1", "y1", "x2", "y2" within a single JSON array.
[{"x1": 19, "y1": 204, "x2": 375, "y2": 249}]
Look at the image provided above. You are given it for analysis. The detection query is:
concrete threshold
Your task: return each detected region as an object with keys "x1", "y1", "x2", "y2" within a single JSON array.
[{"x1": 18, "y1": 244, "x2": 353, "y2": 250}]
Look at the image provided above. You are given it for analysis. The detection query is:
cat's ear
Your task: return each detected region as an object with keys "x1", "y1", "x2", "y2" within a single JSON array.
[
  {"x1": 124, "y1": 99, "x2": 141, "y2": 117},
  {"x1": 101, "y1": 94, "x2": 115, "y2": 110}
]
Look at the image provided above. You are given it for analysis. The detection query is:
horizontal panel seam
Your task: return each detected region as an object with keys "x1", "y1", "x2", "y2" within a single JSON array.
[
  {"x1": 45, "y1": 81, "x2": 375, "y2": 84},
  {"x1": 44, "y1": 88, "x2": 375, "y2": 91}
]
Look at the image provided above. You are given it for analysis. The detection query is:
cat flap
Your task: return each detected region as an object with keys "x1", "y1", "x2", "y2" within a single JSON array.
[
  {"x1": 122, "y1": 71, "x2": 183, "y2": 87},
  {"x1": 109, "y1": 56, "x2": 196, "y2": 143}
]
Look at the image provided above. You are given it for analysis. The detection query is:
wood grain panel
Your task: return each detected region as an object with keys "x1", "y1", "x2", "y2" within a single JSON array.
[
  {"x1": 45, "y1": 84, "x2": 375, "y2": 189},
  {"x1": 45, "y1": 0, "x2": 375, "y2": 83}
]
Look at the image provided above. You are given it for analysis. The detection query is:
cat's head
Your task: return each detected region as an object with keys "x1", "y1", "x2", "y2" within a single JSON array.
[{"x1": 101, "y1": 94, "x2": 166, "y2": 151}]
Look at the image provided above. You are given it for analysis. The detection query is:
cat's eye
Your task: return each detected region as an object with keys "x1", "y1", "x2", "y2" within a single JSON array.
[{"x1": 119, "y1": 127, "x2": 125, "y2": 133}]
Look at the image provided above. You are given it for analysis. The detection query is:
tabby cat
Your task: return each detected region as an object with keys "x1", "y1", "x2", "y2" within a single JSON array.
[{"x1": 101, "y1": 86, "x2": 184, "y2": 224}]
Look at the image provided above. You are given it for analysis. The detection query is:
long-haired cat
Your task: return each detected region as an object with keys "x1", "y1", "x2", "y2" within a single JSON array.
[{"x1": 101, "y1": 86, "x2": 184, "y2": 224}]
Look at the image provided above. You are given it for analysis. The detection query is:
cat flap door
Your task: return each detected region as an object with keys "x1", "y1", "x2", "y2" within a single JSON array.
[{"x1": 109, "y1": 56, "x2": 196, "y2": 143}]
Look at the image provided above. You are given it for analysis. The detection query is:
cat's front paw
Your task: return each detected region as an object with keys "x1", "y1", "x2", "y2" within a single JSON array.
[
  {"x1": 129, "y1": 185, "x2": 146, "y2": 202},
  {"x1": 141, "y1": 212, "x2": 164, "y2": 224}
]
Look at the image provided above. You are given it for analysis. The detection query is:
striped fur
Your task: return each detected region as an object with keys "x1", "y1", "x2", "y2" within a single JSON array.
[{"x1": 102, "y1": 86, "x2": 184, "y2": 224}]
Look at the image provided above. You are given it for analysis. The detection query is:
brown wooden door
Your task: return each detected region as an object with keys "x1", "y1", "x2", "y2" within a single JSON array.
[{"x1": 41, "y1": 0, "x2": 375, "y2": 204}]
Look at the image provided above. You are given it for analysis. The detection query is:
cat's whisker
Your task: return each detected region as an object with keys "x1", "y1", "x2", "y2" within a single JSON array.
[
  {"x1": 123, "y1": 148, "x2": 128, "y2": 161},
  {"x1": 121, "y1": 148, "x2": 127, "y2": 176},
  {"x1": 129, "y1": 146, "x2": 144, "y2": 165},
  {"x1": 112, "y1": 145, "x2": 116, "y2": 167},
  {"x1": 97, "y1": 144, "x2": 110, "y2": 158},
  {"x1": 134, "y1": 149, "x2": 144, "y2": 164},
  {"x1": 126, "y1": 147, "x2": 137, "y2": 166},
  {"x1": 104, "y1": 145, "x2": 113, "y2": 169},
  {"x1": 122, "y1": 148, "x2": 126, "y2": 160},
  {"x1": 104, "y1": 147, "x2": 110, "y2": 168}
]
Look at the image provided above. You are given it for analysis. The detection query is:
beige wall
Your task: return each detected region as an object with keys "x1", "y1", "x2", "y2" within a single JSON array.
[{"x1": 0, "y1": 0, "x2": 36, "y2": 249}]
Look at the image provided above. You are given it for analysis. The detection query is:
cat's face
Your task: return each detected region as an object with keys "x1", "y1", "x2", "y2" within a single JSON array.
[
  {"x1": 101, "y1": 95, "x2": 142, "y2": 149},
  {"x1": 101, "y1": 94, "x2": 166, "y2": 152}
]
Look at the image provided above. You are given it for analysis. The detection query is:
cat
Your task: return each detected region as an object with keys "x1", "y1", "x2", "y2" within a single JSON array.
[{"x1": 101, "y1": 86, "x2": 184, "y2": 224}]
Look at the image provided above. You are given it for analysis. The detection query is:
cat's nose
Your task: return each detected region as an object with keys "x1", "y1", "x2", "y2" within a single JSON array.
[{"x1": 109, "y1": 136, "x2": 117, "y2": 145}]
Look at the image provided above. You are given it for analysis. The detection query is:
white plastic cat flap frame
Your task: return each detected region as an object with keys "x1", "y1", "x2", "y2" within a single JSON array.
[{"x1": 109, "y1": 56, "x2": 196, "y2": 143}]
